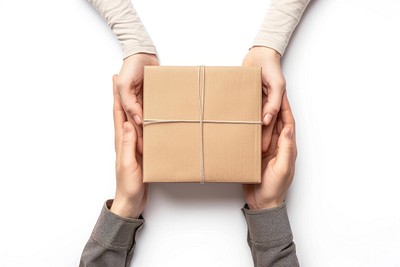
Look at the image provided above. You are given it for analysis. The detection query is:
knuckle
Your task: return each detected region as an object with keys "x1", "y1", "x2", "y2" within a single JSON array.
[
  {"x1": 283, "y1": 145, "x2": 296, "y2": 159},
  {"x1": 116, "y1": 161, "x2": 140, "y2": 181},
  {"x1": 269, "y1": 105, "x2": 280, "y2": 114},
  {"x1": 122, "y1": 103, "x2": 134, "y2": 115},
  {"x1": 294, "y1": 144, "x2": 299, "y2": 160},
  {"x1": 126, "y1": 187, "x2": 140, "y2": 197},
  {"x1": 119, "y1": 160, "x2": 132, "y2": 172},
  {"x1": 286, "y1": 144, "x2": 296, "y2": 154},
  {"x1": 278, "y1": 79, "x2": 286, "y2": 89},
  {"x1": 280, "y1": 166, "x2": 292, "y2": 178},
  {"x1": 121, "y1": 138, "x2": 132, "y2": 146},
  {"x1": 116, "y1": 79, "x2": 128, "y2": 92}
]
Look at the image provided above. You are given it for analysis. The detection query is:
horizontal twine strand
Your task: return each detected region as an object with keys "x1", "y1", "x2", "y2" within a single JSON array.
[{"x1": 142, "y1": 119, "x2": 263, "y2": 125}]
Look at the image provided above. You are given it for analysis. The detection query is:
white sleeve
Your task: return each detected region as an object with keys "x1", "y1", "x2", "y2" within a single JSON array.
[
  {"x1": 252, "y1": 0, "x2": 311, "y2": 55},
  {"x1": 88, "y1": 0, "x2": 157, "y2": 59}
]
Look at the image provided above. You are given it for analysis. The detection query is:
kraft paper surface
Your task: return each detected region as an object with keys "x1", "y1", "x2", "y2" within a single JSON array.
[{"x1": 143, "y1": 66, "x2": 262, "y2": 183}]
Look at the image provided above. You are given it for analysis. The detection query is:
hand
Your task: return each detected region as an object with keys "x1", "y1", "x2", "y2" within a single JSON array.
[
  {"x1": 242, "y1": 46, "x2": 286, "y2": 151},
  {"x1": 116, "y1": 53, "x2": 159, "y2": 154},
  {"x1": 110, "y1": 75, "x2": 148, "y2": 219},
  {"x1": 243, "y1": 92, "x2": 297, "y2": 210},
  {"x1": 242, "y1": 46, "x2": 286, "y2": 126}
]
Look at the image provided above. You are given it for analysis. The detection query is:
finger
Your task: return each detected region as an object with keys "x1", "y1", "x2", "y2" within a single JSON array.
[
  {"x1": 274, "y1": 125, "x2": 297, "y2": 173},
  {"x1": 280, "y1": 92, "x2": 295, "y2": 127},
  {"x1": 126, "y1": 114, "x2": 144, "y2": 154},
  {"x1": 265, "y1": 120, "x2": 279, "y2": 156},
  {"x1": 117, "y1": 79, "x2": 143, "y2": 125},
  {"x1": 262, "y1": 116, "x2": 277, "y2": 153},
  {"x1": 262, "y1": 82, "x2": 285, "y2": 126},
  {"x1": 113, "y1": 75, "x2": 127, "y2": 153},
  {"x1": 120, "y1": 121, "x2": 138, "y2": 166},
  {"x1": 261, "y1": 93, "x2": 274, "y2": 152},
  {"x1": 276, "y1": 92, "x2": 297, "y2": 163},
  {"x1": 276, "y1": 109, "x2": 283, "y2": 134}
]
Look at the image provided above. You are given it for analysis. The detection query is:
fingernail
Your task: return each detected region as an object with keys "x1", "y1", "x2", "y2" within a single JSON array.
[
  {"x1": 134, "y1": 115, "x2": 142, "y2": 125},
  {"x1": 285, "y1": 127, "x2": 293, "y2": 138},
  {"x1": 263, "y1": 113, "x2": 273, "y2": 125}
]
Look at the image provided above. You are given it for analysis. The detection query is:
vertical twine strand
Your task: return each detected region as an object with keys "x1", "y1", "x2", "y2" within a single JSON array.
[{"x1": 198, "y1": 66, "x2": 206, "y2": 184}]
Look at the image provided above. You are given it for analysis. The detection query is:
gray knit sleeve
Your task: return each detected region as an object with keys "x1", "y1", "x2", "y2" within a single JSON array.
[
  {"x1": 79, "y1": 199, "x2": 145, "y2": 267},
  {"x1": 242, "y1": 202, "x2": 299, "y2": 266}
]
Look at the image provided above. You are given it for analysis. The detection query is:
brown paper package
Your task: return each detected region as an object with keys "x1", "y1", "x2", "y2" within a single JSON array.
[{"x1": 142, "y1": 66, "x2": 262, "y2": 183}]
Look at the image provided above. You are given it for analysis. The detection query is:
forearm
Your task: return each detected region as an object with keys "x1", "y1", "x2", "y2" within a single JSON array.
[
  {"x1": 88, "y1": 0, "x2": 157, "y2": 59},
  {"x1": 242, "y1": 203, "x2": 299, "y2": 266},
  {"x1": 252, "y1": 0, "x2": 311, "y2": 55},
  {"x1": 80, "y1": 200, "x2": 145, "y2": 267}
]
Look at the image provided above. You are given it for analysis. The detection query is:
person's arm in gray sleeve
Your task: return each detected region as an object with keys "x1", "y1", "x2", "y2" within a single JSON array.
[
  {"x1": 80, "y1": 200, "x2": 145, "y2": 267},
  {"x1": 242, "y1": 203, "x2": 298, "y2": 266},
  {"x1": 80, "y1": 75, "x2": 149, "y2": 266},
  {"x1": 242, "y1": 93, "x2": 299, "y2": 266}
]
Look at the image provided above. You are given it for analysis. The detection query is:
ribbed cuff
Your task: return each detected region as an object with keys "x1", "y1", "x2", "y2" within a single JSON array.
[
  {"x1": 91, "y1": 199, "x2": 145, "y2": 251},
  {"x1": 123, "y1": 44, "x2": 158, "y2": 60},
  {"x1": 241, "y1": 202, "x2": 293, "y2": 247},
  {"x1": 250, "y1": 38, "x2": 286, "y2": 56}
]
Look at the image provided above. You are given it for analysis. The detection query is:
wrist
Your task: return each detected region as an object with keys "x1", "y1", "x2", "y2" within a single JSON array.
[
  {"x1": 249, "y1": 197, "x2": 285, "y2": 210},
  {"x1": 123, "y1": 52, "x2": 158, "y2": 63},
  {"x1": 110, "y1": 196, "x2": 141, "y2": 219},
  {"x1": 250, "y1": 46, "x2": 281, "y2": 59}
]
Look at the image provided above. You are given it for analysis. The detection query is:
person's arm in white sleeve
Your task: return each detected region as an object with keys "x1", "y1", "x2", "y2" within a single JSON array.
[
  {"x1": 253, "y1": 0, "x2": 311, "y2": 56},
  {"x1": 243, "y1": 0, "x2": 311, "y2": 149},
  {"x1": 87, "y1": 0, "x2": 159, "y2": 149},
  {"x1": 88, "y1": 0, "x2": 157, "y2": 59}
]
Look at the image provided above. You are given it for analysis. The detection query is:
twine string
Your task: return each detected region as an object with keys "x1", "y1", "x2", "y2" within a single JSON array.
[
  {"x1": 143, "y1": 119, "x2": 262, "y2": 125},
  {"x1": 198, "y1": 66, "x2": 205, "y2": 183}
]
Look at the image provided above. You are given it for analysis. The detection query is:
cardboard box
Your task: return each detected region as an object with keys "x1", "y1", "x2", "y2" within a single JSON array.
[{"x1": 142, "y1": 66, "x2": 262, "y2": 183}]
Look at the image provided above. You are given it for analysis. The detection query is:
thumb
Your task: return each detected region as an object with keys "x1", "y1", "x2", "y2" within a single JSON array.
[
  {"x1": 120, "y1": 121, "x2": 138, "y2": 165},
  {"x1": 274, "y1": 126, "x2": 296, "y2": 172},
  {"x1": 116, "y1": 77, "x2": 143, "y2": 125}
]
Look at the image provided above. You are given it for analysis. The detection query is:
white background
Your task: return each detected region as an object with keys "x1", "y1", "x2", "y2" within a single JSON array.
[{"x1": 0, "y1": 0, "x2": 399, "y2": 266}]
